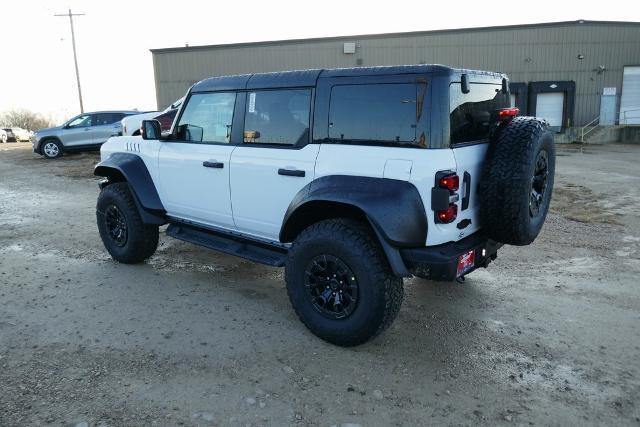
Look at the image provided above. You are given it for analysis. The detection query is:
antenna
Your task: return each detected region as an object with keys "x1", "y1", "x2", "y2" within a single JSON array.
[{"x1": 54, "y1": 9, "x2": 85, "y2": 113}]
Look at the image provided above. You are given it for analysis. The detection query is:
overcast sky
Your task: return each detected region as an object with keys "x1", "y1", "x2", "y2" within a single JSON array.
[{"x1": 0, "y1": 0, "x2": 637, "y2": 124}]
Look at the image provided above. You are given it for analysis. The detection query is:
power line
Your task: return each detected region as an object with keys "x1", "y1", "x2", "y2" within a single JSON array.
[{"x1": 54, "y1": 9, "x2": 85, "y2": 113}]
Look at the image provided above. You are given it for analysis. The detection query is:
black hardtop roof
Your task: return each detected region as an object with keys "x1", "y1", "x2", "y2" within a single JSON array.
[{"x1": 191, "y1": 64, "x2": 506, "y2": 93}]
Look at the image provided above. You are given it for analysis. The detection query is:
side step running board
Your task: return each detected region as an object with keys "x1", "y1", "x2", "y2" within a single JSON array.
[{"x1": 166, "y1": 223, "x2": 288, "y2": 267}]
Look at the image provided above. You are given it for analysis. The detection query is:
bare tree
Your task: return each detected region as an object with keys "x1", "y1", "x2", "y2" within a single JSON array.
[{"x1": 0, "y1": 109, "x2": 56, "y2": 132}]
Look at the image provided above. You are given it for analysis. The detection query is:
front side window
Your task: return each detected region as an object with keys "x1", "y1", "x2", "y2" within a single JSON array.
[
  {"x1": 449, "y1": 83, "x2": 509, "y2": 145},
  {"x1": 243, "y1": 89, "x2": 311, "y2": 145},
  {"x1": 66, "y1": 114, "x2": 92, "y2": 128},
  {"x1": 328, "y1": 83, "x2": 424, "y2": 145},
  {"x1": 176, "y1": 92, "x2": 236, "y2": 143}
]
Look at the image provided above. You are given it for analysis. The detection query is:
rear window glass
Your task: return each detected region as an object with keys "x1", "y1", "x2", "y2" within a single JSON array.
[
  {"x1": 95, "y1": 113, "x2": 124, "y2": 125},
  {"x1": 449, "y1": 83, "x2": 509, "y2": 145},
  {"x1": 243, "y1": 89, "x2": 311, "y2": 146},
  {"x1": 328, "y1": 83, "x2": 425, "y2": 145}
]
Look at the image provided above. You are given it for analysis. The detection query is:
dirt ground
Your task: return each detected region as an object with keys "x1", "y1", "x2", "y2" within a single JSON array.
[{"x1": 1, "y1": 142, "x2": 639, "y2": 426}]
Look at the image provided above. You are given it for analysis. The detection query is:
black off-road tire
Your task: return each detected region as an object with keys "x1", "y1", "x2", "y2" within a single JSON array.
[
  {"x1": 285, "y1": 219, "x2": 404, "y2": 346},
  {"x1": 480, "y1": 117, "x2": 555, "y2": 246},
  {"x1": 96, "y1": 182, "x2": 159, "y2": 264}
]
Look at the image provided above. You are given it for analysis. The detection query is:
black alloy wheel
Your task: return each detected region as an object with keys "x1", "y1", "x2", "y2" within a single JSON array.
[
  {"x1": 104, "y1": 204, "x2": 128, "y2": 247},
  {"x1": 304, "y1": 254, "x2": 359, "y2": 320},
  {"x1": 530, "y1": 149, "x2": 549, "y2": 218}
]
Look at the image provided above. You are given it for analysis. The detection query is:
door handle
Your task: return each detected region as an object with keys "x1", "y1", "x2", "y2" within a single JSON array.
[
  {"x1": 461, "y1": 171, "x2": 471, "y2": 211},
  {"x1": 278, "y1": 168, "x2": 305, "y2": 177},
  {"x1": 203, "y1": 160, "x2": 224, "y2": 168},
  {"x1": 84, "y1": 128, "x2": 91, "y2": 131}
]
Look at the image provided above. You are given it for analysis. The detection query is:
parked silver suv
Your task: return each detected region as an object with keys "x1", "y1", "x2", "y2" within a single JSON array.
[{"x1": 33, "y1": 110, "x2": 139, "y2": 159}]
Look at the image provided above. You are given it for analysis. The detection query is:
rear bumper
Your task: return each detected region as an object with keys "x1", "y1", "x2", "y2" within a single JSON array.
[{"x1": 400, "y1": 233, "x2": 502, "y2": 281}]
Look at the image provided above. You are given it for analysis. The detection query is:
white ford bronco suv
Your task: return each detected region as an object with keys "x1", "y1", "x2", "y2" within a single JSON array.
[{"x1": 95, "y1": 65, "x2": 555, "y2": 346}]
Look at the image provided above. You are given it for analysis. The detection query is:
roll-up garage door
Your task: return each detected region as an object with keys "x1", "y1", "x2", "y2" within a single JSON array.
[
  {"x1": 535, "y1": 92, "x2": 564, "y2": 131},
  {"x1": 620, "y1": 66, "x2": 640, "y2": 125}
]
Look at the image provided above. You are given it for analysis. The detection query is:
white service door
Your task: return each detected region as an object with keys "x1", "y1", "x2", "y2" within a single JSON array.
[
  {"x1": 510, "y1": 94, "x2": 516, "y2": 108},
  {"x1": 620, "y1": 66, "x2": 640, "y2": 125},
  {"x1": 536, "y1": 92, "x2": 564, "y2": 130}
]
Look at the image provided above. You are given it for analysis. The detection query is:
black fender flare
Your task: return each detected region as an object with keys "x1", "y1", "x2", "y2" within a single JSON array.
[
  {"x1": 280, "y1": 175, "x2": 428, "y2": 277},
  {"x1": 94, "y1": 153, "x2": 166, "y2": 225}
]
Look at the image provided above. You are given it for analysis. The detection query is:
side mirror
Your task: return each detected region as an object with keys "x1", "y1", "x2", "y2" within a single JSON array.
[{"x1": 141, "y1": 120, "x2": 161, "y2": 140}]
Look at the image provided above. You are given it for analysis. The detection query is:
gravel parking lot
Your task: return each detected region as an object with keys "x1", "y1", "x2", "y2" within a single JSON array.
[{"x1": 1, "y1": 142, "x2": 639, "y2": 426}]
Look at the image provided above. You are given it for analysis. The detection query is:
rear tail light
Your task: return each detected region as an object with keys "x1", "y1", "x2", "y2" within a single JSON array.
[
  {"x1": 498, "y1": 107, "x2": 519, "y2": 121},
  {"x1": 437, "y1": 204, "x2": 458, "y2": 223},
  {"x1": 439, "y1": 174, "x2": 459, "y2": 191},
  {"x1": 435, "y1": 172, "x2": 460, "y2": 224}
]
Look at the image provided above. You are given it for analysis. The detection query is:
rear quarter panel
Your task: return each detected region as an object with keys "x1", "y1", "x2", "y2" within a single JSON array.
[{"x1": 314, "y1": 144, "x2": 462, "y2": 246}]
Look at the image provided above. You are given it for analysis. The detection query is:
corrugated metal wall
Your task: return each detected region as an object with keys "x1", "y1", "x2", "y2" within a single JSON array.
[{"x1": 152, "y1": 21, "x2": 640, "y2": 126}]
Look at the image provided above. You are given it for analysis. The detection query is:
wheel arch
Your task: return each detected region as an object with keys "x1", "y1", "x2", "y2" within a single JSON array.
[
  {"x1": 280, "y1": 175, "x2": 428, "y2": 277},
  {"x1": 280, "y1": 200, "x2": 367, "y2": 243},
  {"x1": 38, "y1": 136, "x2": 63, "y2": 153},
  {"x1": 94, "y1": 153, "x2": 166, "y2": 225}
]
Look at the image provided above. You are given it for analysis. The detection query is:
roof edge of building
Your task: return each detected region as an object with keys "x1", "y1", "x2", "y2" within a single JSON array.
[{"x1": 150, "y1": 19, "x2": 640, "y2": 54}]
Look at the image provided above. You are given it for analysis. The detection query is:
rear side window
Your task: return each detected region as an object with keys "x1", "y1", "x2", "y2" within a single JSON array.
[
  {"x1": 176, "y1": 92, "x2": 236, "y2": 143},
  {"x1": 95, "y1": 113, "x2": 124, "y2": 125},
  {"x1": 243, "y1": 89, "x2": 311, "y2": 145},
  {"x1": 449, "y1": 83, "x2": 509, "y2": 145},
  {"x1": 328, "y1": 83, "x2": 425, "y2": 145}
]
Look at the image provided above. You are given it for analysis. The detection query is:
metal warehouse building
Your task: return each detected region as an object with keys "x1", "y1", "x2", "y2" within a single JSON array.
[{"x1": 151, "y1": 20, "x2": 640, "y2": 141}]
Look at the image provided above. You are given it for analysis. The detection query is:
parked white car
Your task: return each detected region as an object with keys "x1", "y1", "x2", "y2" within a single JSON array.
[
  {"x1": 13, "y1": 127, "x2": 31, "y2": 142},
  {"x1": 121, "y1": 98, "x2": 183, "y2": 136}
]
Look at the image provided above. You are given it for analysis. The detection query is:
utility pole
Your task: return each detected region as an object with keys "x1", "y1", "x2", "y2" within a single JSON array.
[{"x1": 55, "y1": 9, "x2": 85, "y2": 113}]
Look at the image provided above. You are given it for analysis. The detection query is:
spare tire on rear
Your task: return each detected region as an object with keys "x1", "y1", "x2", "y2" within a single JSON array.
[{"x1": 479, "y1": 116, "x2": 555, "y2": 246}]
